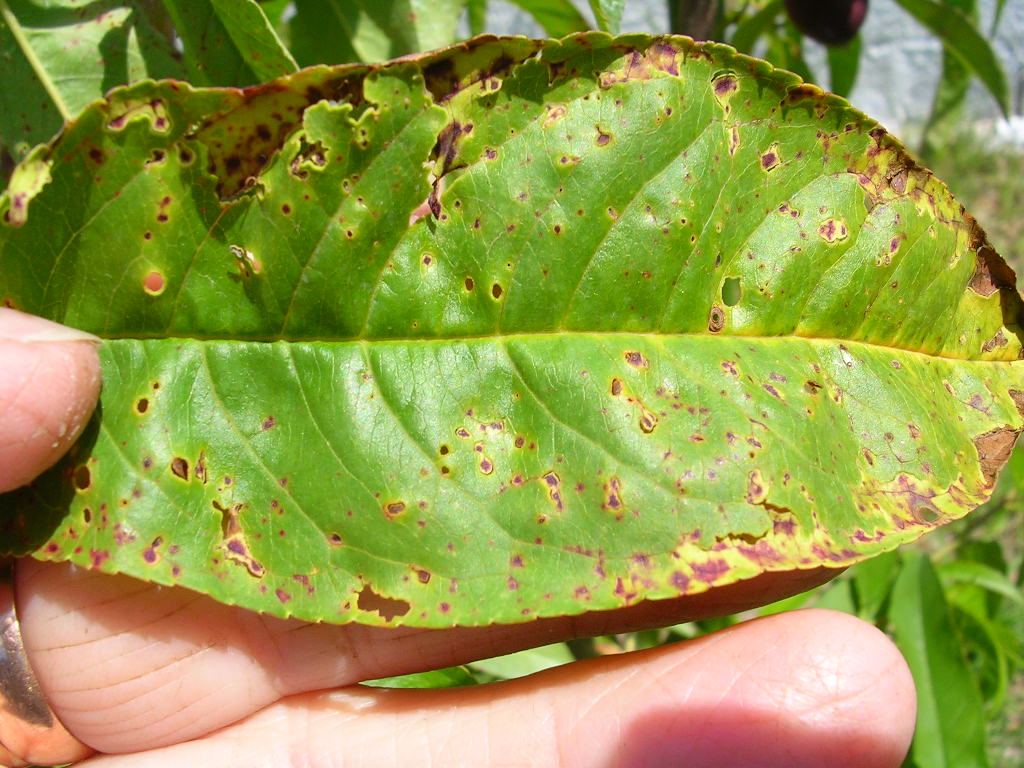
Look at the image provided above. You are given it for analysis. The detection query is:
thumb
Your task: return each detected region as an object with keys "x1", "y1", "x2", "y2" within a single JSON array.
[{"x1": 0, "y1": 309, "x2": 101, "y2": 493}]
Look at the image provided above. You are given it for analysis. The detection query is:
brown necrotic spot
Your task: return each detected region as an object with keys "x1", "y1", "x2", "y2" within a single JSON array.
[
  {"x1": 708, "y1": 306, "x2": 726, "y2": 333},
  {"x1": 491, "y1": 283, "x2": 503, "y2": 299},
  {"x1": 974, "y1": 425, "x2": 1022, "y2": 486},
  {"x1": 384, "y1": 501, "x2": 406, "y2": 519},
  {"x1": 73, "y1": 465, "x2": 91, "y2": 491},
  {"x1": 968, "y1": 244, "x2": 1017, "y2": 297},
  {"x1": 135, "y1": 398, "x2": 149, "y2": 414},
  {"x1": 170, "y1": 457, "x2": 189, "y2": 481},
  {"x1": 624, "y1": 351, "x2": 648, "y2": 369},
  {"x1": 713, "y1": 74, "x2": 738, "y2": 97},
  {"x1": 143, "y1": 271, "x2": 165, "y2": 296},
  {"x1": 639, "y1": 411, "x2": 658, "y2": 433},
  {"x1": 142, "y1": 536, "x2": 162, "y2": 564},
  {"x1": 357, "y1": 585, "x2": 410, "y2": 621},
  {"x1": 464, "y1": 276, "x2": 475, "y2": 291},
  {"x1": 611, "y1": 378, "x2": 623, "y2": 397},
  {"x1": 817, "y1": 218, "x2": 848, "y2": 243}
]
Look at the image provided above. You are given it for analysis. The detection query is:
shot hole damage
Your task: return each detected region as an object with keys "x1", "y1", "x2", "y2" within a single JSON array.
[
  {"x1": 357, "y1": 585, "x2": 410, "y2": 621},
  {"x1": 170, "y1": 457, "x2": 189, "y2": 481},
  {"x1": 73, "y1": 465, "x2": 91, "y2": 491},
  {"x1": 721, "y1": 277, "x2": 741, "y2": 307},
  {"x1": 215, "y1": 501, "x2": 264, "y2": 578}
]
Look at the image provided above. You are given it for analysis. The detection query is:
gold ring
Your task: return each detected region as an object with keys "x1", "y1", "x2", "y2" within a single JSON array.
[{"x1": 0, "y1": 559, "x2": 65, "y2": 765}]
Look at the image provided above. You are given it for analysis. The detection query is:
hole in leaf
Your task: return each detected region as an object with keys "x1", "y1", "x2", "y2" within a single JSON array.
[
  {"x1": 357, "y1": 585, "x2": 410, "y2": 621},
  {"x1": 171, "y1": 457, "x2": 189, "y2": 481},
  {"x1": 722, "y1": 277, "x2": 741, "y2": 307},
  {"x1": 73, "y1": 465, "x2": 91, "y2": 490}
]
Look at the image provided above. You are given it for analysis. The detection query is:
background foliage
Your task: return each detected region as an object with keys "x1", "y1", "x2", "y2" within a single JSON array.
[{"x1": 0, "y1": 0, "x2": 1020, "y2": 765}]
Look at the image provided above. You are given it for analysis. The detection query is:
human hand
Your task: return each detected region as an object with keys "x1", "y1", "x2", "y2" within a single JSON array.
[{"x1": 1, "y1": 308, "x2": 917, "y2": 767}]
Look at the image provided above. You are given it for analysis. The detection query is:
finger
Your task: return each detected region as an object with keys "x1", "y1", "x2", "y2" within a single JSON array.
[
  {"x1": 75, "y1": 609, "x2": 916, "y2": 768},
  {"x1": 18, "y1": 558, "x2": 838, "y2": 756},
  {"x1": 0, "y1": 308, "x2": 101, "y2": 493}
]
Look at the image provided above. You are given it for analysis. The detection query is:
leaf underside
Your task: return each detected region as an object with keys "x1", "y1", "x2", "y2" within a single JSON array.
[{"x1": 1, "y1": 33, "x2": 1023, "y2": 627}]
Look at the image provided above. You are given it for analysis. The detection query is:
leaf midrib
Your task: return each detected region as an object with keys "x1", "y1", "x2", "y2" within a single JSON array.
[{"x1": 92, "y1": 331, "x2": 1019, "y2": 364}]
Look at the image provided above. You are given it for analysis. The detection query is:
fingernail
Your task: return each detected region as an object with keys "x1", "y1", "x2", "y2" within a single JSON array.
[{"x1": 0, "y1": 308, "x2": 101, "y2": 343}]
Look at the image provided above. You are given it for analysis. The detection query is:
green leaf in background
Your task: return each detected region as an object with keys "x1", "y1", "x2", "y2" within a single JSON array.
[
  {"x1": 588, "y1": 0, "x2": 624, "y2": 34},
  {"x1": 504, "y1": 0, "x2": 590, "y2": 38},
  {"x1": 469, "y1": 643, "x2": 575, "y2": 680},
  {"x1": 467, "y1": 0, "x2": 488, "y2": 36},
  {"x1": 764, "y1": 18, "x2": 814, "y2": 83},
  {"x1": 728, "y1": 0, "x2": 782, "y2": 54},
  {"x1": 893, "y1": 551, "x2": 991, "y2": 768},
  {"x1": 0, "y1": 0, "x2": 183, "y2": 157},
  {"x1": 2, "y1": 34, "x2": 1024, "y2": 629},
  {"x1": 826, "y1": 35, "x2": 860, "y2": 98},
  {"x1": 891, "y1": 0, "x2": 1010, "y2": 117},
  {"x1": 362, "y1": 665, "x2": 478, "y2": 689},
  {"x1": 161, "y1": 0, "x2": 298, "y2": 86},
  {"x1": 939, "y1": 560, "x2": 1024, "y2": 609},
  {"x1": 851, "y1": 548, "x2": 900, "y2": 620},
  {"x1": 919, "y1": 0, "x2": 977, "y2": 153},
  {"x1": 289, "y1": 0, "x2": 468, "y2": 66}
]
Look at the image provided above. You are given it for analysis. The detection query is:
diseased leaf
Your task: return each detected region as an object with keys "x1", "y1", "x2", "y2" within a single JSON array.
[
  {"x1": 1, "y1": 34, "x2": 1023, "y2": 629},
  {"x1": 206, "y1": 0, "x2": 298, "y2": 81}
]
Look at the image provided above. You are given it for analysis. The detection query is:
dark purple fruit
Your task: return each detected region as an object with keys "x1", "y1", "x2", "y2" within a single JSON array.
[{"x1": 784, "y1": 0, "x2": 868, "y2": 46}]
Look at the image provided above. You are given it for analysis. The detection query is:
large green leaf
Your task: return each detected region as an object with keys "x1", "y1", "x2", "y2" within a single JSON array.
[
  {"x1": 2, "y1": 34, "x2": 1024, "y2": 628},
  {"x1": 893, "y1": 552, "x2": 991, "y2": 768},
  {"x1": 289, "y1": 0, "x2": 468, "y2": 66},
  {"x1": 503, "y1": 0, "x2": 590, "y2": 38},
  {"x1": 0, "y1": 0, "x2": 184, "y2": 157},
  {"x1": 161, "y1": 0, "x2": 298, "y2": 85}
]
